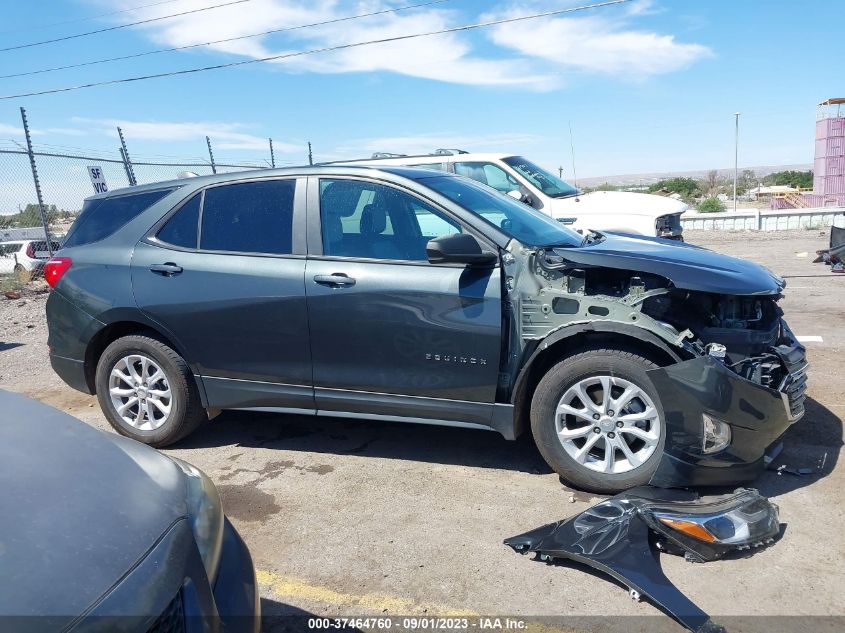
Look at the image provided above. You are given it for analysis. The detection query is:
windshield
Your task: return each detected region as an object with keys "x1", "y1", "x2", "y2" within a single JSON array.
[
  {"x1": 423, "y1": 175, "x2": 583, "y2": 248},
  {"x1": 502, "y1": 156, "x2": 578, "y2": 198}
]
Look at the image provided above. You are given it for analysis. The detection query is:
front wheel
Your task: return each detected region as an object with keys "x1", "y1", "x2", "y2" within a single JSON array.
[
  {"x1": 95, "y1": 334, "x2": 206, "y2": 447},
  {"x1": 530, "y1": 348, "x2": 666, "y2": 493}
]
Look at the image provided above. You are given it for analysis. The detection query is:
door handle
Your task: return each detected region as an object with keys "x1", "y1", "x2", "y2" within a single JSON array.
[
  {"x1": 149, "y1": 263, "x2": 183, "y2": 276},
  {"x1": 313, "y1": 273, "x2": 356, "y2": 287},
  {"x1": 558, "y1": 217, "x2": 577, "y2": 225}
]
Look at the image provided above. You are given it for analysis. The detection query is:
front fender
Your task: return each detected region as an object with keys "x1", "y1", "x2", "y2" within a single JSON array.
[{"x1": 509, "y1": 322, "x2": 685, "y2": 436}]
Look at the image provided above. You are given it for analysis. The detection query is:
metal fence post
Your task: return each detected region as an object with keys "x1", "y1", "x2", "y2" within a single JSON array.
[
  {"x1": 206, "y1": 136, "x2": 217, "y2": 174},
  {"x1": 117, "y1": 126, "x2": 137, "y2": 186},
  {"x1": 119, "y1": 147, "x2": 134, "y2": 186},
  {"x1": 19, "y1": 107, "x2": 54, "y2": 256},
  {"x1": 269, "y1": 138, "x2": 275, "y2": 168}
]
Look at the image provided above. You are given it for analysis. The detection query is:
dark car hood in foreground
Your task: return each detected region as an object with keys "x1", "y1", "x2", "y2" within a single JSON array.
[
  {"x1": 555, "y1": 233, "x2": 785, "y2": 296},
  {"x1": 0, "y1": 390, "x2": 186, "y2": 622}
]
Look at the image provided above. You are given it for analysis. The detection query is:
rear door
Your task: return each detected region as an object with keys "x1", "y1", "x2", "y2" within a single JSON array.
[
  {"x1": 131, "y1": 177, "x2": 313, "y2": 411},
  {"x1": 304, "y1": 176, "x2": 502, "y2": 425}
]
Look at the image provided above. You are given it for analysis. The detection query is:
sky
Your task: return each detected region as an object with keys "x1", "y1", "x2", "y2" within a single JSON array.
[{"x1": 0, "y1": 0, "x2": 843, "y2": 181}]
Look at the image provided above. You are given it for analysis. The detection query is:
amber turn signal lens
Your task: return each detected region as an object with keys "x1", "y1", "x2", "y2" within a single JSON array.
[{"x1": 658, "y1": 517, "x2": 717, "y2": 543}]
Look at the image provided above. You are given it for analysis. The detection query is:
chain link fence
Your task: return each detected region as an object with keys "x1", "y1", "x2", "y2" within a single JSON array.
[{"x1": 0, "y1": 144, "x2": 272, "y2": 290}]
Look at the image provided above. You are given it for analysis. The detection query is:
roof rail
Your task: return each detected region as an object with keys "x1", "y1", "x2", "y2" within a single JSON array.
[
  {"x1": 371, "y1": 152, "x2": 408, "y2": 159},
  {"x1": 434, "y1": 148, "x2": 468, "y2": 155}
]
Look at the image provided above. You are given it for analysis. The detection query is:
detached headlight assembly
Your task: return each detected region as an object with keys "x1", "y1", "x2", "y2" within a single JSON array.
[
  {"x1": 646, "y1": 488, "x2": 780, "y2": 561},
  {"x1": 170, "y1": 457, "x2": 225, "y2": 581}
]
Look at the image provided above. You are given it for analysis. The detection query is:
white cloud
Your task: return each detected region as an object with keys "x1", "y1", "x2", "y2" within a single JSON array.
[
  {"x1": 485, "y1": 3, "x2": 712, "y2": 79},
  {"x1": 72, "y1": 117, "x2": 303, "y2": 152},
  {"x1": 0, "y1": 123, "x2": 23, "y2": 138},
  {"x1": 92, "y1": 0, "x2": 709, "y2": 88},
  {"x1": 97, "y1": 0, "x2": 553, "y2": 89},
  {"x1": 0, "y1": 122, "x2": 85, "y2": 139}
]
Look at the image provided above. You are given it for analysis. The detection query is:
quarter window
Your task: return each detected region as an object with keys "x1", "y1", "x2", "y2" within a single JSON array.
[
  {"x1": 63, "y1": 189, "x2": 173, "y2": 248},
  {"x1": 157, "y1": 193, "x2": 200, "y2": 248},
  {"x1": 319, "y1": 179, "x2": 461, "y2": 261},
  {"x1": 200, "y1": 180, "x2": 295, "y2": 255}
]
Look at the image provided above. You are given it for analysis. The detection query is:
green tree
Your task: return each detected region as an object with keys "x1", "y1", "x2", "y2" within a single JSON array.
[
  {"x1": 698, "y1": 197, "x2": 726, "y2": 213},
  {"x1": 763, "y1": 170, "x2": 813, "y2": 189},
  {"x1": 647, "y1": 177, "x2": 702, "y2": 201}
]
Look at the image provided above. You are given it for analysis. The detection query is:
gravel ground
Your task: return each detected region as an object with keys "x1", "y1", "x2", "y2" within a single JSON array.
[{"x1": 1, "y1": 230, "x2": 843, "y2": 632}]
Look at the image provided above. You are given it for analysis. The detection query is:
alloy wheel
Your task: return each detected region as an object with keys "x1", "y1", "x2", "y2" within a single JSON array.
[
  {"x1": 108, "y1": 354, "x2": 173, "y2": 431},
  {"x1": 555, "y1": 375, "x2": 661, "y2": 474}
]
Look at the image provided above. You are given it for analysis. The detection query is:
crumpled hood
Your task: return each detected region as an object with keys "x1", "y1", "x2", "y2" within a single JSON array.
[
  {"x1": 554, "y1": 233, "x2": 785, "y2": 296},
  {"x1": 551, "y1": 190, "x2": 688, "y2": 218},
  {"x1": 0, "y1": 390, "x2": 186, "y2": 621}
]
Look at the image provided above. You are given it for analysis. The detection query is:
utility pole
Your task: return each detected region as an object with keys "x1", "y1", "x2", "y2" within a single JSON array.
[
  {"x1": 269, "y1": 138, "x2": 276, "y2": 168},
  {"x1": 206, "y1": 136, "x2": 217, "y2": 174},
  {"x1": 308, "y1": 142, "x2": 313, "y2": 166},
  {"x1": 568, "y1": 122, "x2": 578, "y2": 187},
  {"x1": 558, "y1": 166, "x2": 564, "y2": 179},
  {"x1": 733, "y1": 112, "x2": 740, "y2": 213}
]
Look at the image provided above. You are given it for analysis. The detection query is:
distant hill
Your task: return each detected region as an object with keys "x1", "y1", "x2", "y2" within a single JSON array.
[{"x1": 577, "y1": 164, "x2": 813, "y2": 188}]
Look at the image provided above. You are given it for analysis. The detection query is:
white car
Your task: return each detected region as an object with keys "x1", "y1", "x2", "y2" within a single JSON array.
[
  {"x1": 346, "y1": 151, "x2": 686, "y2": 239},
  {"x1": 0, "y1": 240, "x2": 60, "y2": 281}
]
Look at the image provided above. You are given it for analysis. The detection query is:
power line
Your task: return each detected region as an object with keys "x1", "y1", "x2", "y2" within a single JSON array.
[
  {"x1": 0, "y1": 0, "x2": 631, "y2": 100},
  {"x1": 0, "y1": 0, "x2": 184, "y2": 36},
  {"x1": 0, "y1": 0, "x2": 253, "y2": 52},
  {"x1": 0, "y1": 0, "x2": 451, "y2": 79}
]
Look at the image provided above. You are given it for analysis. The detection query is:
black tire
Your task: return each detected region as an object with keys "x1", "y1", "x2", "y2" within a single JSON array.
[
  {"x1": 530, "y1": 347, "x2": 666, "y2": 494},
  {"x1": 95, "y1": 334, "x2": 206, "y2": 447}
]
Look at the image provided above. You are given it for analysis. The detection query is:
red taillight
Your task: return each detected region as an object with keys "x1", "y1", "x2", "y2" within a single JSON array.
[
  {"x1": 26, "y1": 242, "x2": 35, "y2": 258},
  {"x1": 44, "y1": 257, "x2": 72, "y2": 289}
]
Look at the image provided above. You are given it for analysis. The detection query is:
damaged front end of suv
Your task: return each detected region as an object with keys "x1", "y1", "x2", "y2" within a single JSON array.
[{"x1": 505, "y1": 232, "x2": 808, "y2": 490}]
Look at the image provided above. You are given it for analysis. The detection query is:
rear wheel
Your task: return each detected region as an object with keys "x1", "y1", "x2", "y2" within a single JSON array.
[
  {"x1": 530, "y1": 348, "x2": 665, "y2": 493},
  {"x1": 95, "y1": 334, "x2": 206, "y2": 447}
]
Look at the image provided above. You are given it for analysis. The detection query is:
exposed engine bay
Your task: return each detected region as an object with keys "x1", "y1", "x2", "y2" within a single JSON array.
[{"x1": 510, "y1": 245, "x2": 806, "y2": 409}]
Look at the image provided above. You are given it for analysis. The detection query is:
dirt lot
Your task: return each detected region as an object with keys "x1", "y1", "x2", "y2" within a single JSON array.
[{"x1": 1, "y1": 229, "x2": 843, "y2": 631}]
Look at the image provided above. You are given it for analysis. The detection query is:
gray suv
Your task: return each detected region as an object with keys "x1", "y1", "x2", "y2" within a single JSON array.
[{"x1": 46, "y1": 166, "x2": 807, "y2": 493}]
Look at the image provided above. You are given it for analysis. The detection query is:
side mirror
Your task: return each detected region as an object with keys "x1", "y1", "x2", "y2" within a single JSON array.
[
  {"x1": 426, "y1": 233, "x2": 497, "y2": 267},
  {"x1": 507, "y1": 189, "x2": 523, "y2": 201}
]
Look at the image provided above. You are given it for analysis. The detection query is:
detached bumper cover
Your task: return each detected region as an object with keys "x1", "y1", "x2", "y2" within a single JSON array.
[{"x1": 646, "y1": 345, "x2": 807, "y2": 487}]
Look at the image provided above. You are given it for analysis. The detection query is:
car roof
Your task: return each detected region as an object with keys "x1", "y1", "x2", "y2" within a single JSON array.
[
  {"x1": 335, "y1": 152, "x2": 517, "y2": 165},
  {"x1": 85, "y1": 165, "x2": 458, "y2": 201}
]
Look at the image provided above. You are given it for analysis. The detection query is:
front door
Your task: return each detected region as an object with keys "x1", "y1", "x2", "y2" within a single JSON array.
[
  {"x1": 305, "y1": 177, "x2": 502, "y2": 425},
  {"x1": 131, "y1": 178, "x2": 313, "y2": 410}
]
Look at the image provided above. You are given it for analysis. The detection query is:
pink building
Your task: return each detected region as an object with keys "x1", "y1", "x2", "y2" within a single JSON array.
[{"x1": 814, "y1": 98, "x2": 845, "y2": 196}]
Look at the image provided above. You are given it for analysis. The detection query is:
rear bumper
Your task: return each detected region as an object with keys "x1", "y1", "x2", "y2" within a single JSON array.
[
  {"x1": 50, "y1": 353, "x2": 92, "y2": 394},
  {"x1": 647, "y1": 349, "x2": 806, "y2": 488}
]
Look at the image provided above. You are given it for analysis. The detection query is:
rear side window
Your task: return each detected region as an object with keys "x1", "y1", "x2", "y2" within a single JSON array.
[
  {"x1": 200, "y1": 180, "x2": 295, "y2": 255},
  {"x1": 63, "y1": 189, "x2": 173, "y2": 248},
  {"x1": 157, "y1": 193, "x2": 200, "y2": 248}
]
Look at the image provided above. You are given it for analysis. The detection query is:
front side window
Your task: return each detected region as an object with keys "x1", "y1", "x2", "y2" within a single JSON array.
[
  {"x1": 501, "y1": 156, "x2": 578, "y2": 198},
  {"x1": 454, "y1": 161, "x2": 521, "y2": 195},
  {"x1": 422, "y1": 175, "x2": 583, "y2": 248},
  {"x1": 319, "y1": 179, "x2": 461, "y2": 261},
  {"x1": 200, "y1": 180, "x2": 295, "y2": 255},
  {"x1": 63, "y1": 189, "x2": 173, "y2": 248}
]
